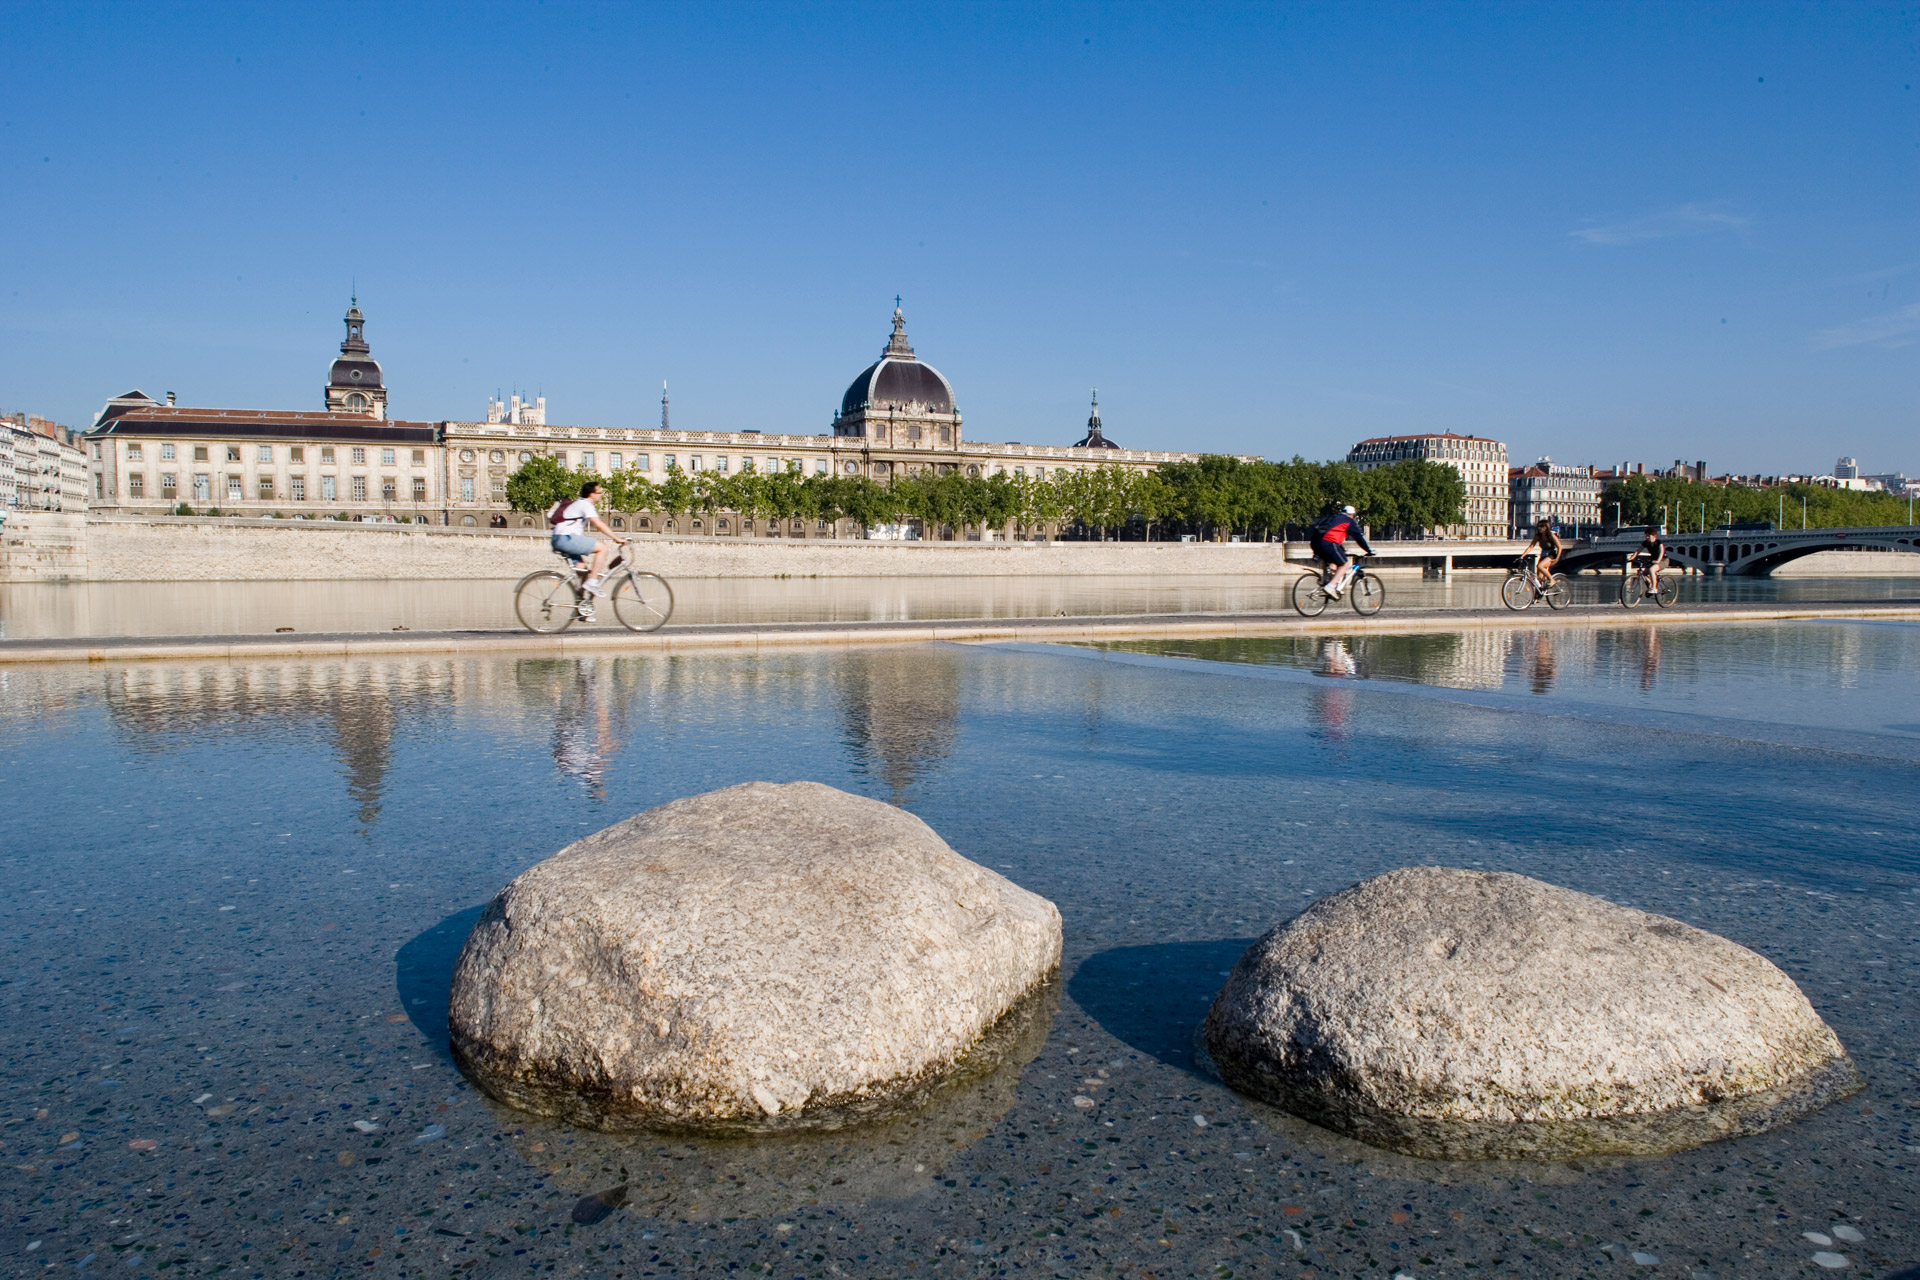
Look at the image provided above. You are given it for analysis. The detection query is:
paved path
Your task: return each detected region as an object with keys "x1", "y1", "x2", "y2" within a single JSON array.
[{"x1": 1, "y1": 598, "x2": 1915, "y2": 665}]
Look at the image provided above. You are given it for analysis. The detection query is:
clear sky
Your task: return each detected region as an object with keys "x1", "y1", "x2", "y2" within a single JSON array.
[{"x1": 3, "y1": 2, "x2": 1914, "y2": 474}]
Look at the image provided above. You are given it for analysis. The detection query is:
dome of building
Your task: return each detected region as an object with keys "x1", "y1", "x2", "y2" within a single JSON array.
[
  {"x1": 1074, "y1": 390, "x2": 1119, "y2": 449},
  {"x1": 839, "y1": 305, "x2": 954, "y2": 417},
  {"x1": 328, "y1": 300, "x2": 383, "y2": 391}
]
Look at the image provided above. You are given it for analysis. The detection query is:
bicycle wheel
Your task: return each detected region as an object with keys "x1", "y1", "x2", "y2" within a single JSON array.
[
  {"x1": 1349, "y1": 573, "x2": 1385, "y2": 616},
  {"x1": 1500, "y1": 572, "x2": 1535, "y2": 611},
  {"x1": 514, "y1": 570, "x2": 578, "y2": 633},
  {"x1": 1620, "y1": 575, "x2": 1646, "y2": 609},
  {"x1": 611, "y1": 571, "x2": 675, "y2": 632},
  {"x1": 1544, "y1": 573, "x2": 1572, "y2": 610},
  {"x1": 1291, "y1": 573, "x2": 1330, "y2": 617},
  {"x1": 1654, "y1": 575, "x2": 1681, "y2": 608}
]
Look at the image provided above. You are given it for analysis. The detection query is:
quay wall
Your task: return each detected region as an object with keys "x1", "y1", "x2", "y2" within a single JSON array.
[
  {"x1": 77, "y1": 516, "x2": 1316, "y2": 582},
  {"x1": 14, "y1": 517, "x2": 1918, "y2": 584},
  {"x1": 0, "y1": 513, "x2": 88, "y2": 582}
]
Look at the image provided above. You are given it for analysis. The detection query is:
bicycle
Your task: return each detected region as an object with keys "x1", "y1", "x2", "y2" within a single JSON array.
[
  {"x1": 1501, "y1": 556, "x2": 1572, "y2": 611},
  {"x1": 513, "y1": 545, "x2": 675, "y2": 634},
  {"x1": 1620, "y1": 558, "x2": 1680, "y2": 610},
  {"x1": 1292, "y1": 556, "x2": 1384, "y2": 617}
]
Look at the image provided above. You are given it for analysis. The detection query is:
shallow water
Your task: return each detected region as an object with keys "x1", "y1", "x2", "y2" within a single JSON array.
[
  {"x1": 3, "y1": 572, "x2": 1918, "y2": 639},
  {"x1": 1, "y1": 631, "x2": 1916, "y2": 1276}
]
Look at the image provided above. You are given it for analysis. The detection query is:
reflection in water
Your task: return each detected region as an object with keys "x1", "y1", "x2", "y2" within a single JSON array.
[
  {"x1": 836, "y1": 647, "x2": 963, "y2": 799},
  {"x1": 1641, "y1": 627, "x2": 1662, "y2": 691},
  {"x1": 514, "y1": 660, "x2": 631, "y2": 801},
  {"x1": 8, "y1": 571, "x2": 1918, "y2": 640},
  {"x1": 488, "y1": 980, "x2": 1057, "y2": 1219},
  {"x1": 1527, "y1": 631, "x2": 1558, "y2": 695}
]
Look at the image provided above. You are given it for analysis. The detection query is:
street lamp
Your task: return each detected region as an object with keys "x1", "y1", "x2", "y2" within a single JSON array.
[
  {"x1": 1699, "y1": 502, "x2": 1705, "y2": 533},
  {"x1": 1660, "y1": 503, "x2": 1669, "y2": 533},
  {"x1": 1610, "y1": 500, "x2": 1620, "y2": 531},
  {"x1": 1802, "y1": 496, "x2": 1807, "y2": 529}
]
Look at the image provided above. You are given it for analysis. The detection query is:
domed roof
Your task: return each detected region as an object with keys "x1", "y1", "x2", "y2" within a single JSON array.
[
  {"x1": 1074, "y1": 390, "x2": 1119, "y2": 448},
  {"x1": 839, "y1": 306, "x2": 954, "y2": 417},
  {"x1": 329, "y1": 297, "x2": 383, "y2": 390},
  {"x1": 329, "y1": 356, "x2": 383, "y2": 390}
]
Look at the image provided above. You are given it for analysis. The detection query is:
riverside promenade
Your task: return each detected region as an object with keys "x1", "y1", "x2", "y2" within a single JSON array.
[{"x1": 2, "y1": 597, "x2": 1915, "y2": 665}]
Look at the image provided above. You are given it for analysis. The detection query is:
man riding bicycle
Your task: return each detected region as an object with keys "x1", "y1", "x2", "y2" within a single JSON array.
[
  {"x1": 1519, "y1": 519, "x2": 1563, "y2": 588},
  {"x1": 1633, "y1": 524, "x2": 1667, "y2": 591},
  {"x1": 549, "y1": 481, "x2": 626, "y2": 618},
  {"x1": 1309, "y1": 504, "x2": 1373, "y2": 598}
]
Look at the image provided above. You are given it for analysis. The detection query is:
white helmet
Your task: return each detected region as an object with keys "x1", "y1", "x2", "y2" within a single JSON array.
[{"x1": 1341, "y1": 504, "x2": 1356, "y2": 516}]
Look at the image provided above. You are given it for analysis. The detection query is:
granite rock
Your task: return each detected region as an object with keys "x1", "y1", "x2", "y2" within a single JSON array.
[
  {"x1": 450, "y1": 781, "x2": 1062, "y2": 1133},
  {"x1": 1203, "y1": 867, "x2": 1861, "y2": 1159}
]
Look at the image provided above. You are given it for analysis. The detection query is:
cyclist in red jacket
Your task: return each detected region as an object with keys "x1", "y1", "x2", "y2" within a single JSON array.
[{"x1": 1309, "y1": 505, "x2": 1374, "y2": 598}]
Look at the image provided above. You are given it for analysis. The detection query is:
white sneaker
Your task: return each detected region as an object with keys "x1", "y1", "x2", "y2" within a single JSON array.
[
  {"x1": 577, "y1": 605, "x2": 597, "y2": 622},
  {"x1": 584, "y1": 576, "x2": 608, "y2": 597}
]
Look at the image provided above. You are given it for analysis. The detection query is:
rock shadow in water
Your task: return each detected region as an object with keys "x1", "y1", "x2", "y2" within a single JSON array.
[
  {"x1": 395, "y1": 904, "x2": 486, "y2": 1062},
  {"x1": 1067, "y1": 939, "x2": 1256, "y2": 1073}
]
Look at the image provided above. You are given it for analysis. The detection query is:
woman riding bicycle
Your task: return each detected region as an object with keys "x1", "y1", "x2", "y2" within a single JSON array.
[
  {"x1": 549, "y1": 481, "x2": 626, "y2": 608},
  {"x1": 1520, "y1": 519, "x2": 1562, "y2": 588}
]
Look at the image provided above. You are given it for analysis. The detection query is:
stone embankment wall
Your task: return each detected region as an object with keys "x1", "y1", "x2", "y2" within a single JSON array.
[
  {"x1": 0, "y1": 513, "x2": 88, "y2": 582},
  {"x1": 77, "y1": 516, "x2": 1306, "y2": 582}
]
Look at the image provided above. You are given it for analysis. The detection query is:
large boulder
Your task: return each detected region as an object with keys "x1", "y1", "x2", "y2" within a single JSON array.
[
  {"x1": 1203, "y1": 867, "x2": 1861, "y2": 1159},
  {"x1": 449, "y1": 781, "x2": 1062, "y2": 1133}
]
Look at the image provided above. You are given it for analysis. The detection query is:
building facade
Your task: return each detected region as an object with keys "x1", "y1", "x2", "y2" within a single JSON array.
[
  {"x1": 1508, "y1": 461, "x2": 1602, "y2": 536},
  {"x1": 1346, "y1": 432, "x2": 1510, "y2": 539},
  {"x1": 433, "y1": 305, "x2": 1230, "y2": 536},
  {"x1": 83, "y1": 300, "x2": 1237, "y2": 533},
  {"x1": 5, "y1": 413, "x2": 88, "y2": 512},
  {"x1": 88, "y1": 402, "x2": 440, "y2": 518}
]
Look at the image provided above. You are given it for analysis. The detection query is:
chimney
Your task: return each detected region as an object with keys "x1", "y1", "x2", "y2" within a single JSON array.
[{"x1": 166, "y1": 391, "x2": 176, "y2": 406}]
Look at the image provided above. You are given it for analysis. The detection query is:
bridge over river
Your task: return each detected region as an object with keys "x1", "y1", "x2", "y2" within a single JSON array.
[{"x1": 1286, "y1": 525, "x2": 1920, "y2": 577}]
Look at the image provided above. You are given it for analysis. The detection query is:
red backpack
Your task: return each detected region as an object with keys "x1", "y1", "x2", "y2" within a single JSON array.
[{"x1": 547, "y1": 500, "x2": 569, "y2": 528}]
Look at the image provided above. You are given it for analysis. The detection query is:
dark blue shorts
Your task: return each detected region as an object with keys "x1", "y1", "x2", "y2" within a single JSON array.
[{"x1": 1310, "y1": 538, "x2": 1347, "y2": 568}]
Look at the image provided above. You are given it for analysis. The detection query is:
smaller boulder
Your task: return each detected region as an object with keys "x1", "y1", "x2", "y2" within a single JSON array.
[
  {"x1": 450, "y1": 782, "x2": 1061, "y2": 1133},
  {"x1": 1204, "y1": 867, "x2": 1861, "y2": 1159}
]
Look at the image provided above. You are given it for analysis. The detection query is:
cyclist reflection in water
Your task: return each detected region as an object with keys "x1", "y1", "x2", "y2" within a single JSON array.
[
  {"x1": 1316, "y1": 638, "x2": 1357, "y2": 679},
  {"x1": 1528, "y1": 632, "x2": 1558, "y2": 695},
  {"x1": 551, "y1": 669, "x2": 623, "y2": 801},
  {"x1": 1640, "y1": 627, "x2": 1662, "y2": 691}
]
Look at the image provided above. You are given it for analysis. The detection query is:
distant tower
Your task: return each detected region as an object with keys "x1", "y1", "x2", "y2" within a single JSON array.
[
  {"x1": 1074, "y1": 389, "x2": 1119, "y2": 449},
  {"x1": 1836, "y1": 456, "x2": 1859, "y2": 480},
  {"x1": 661, "y1": 382, "x2": 670, "y2": 430},
  {"x1": 325, "y1": 296, "x2": 387, "y2": 418}
]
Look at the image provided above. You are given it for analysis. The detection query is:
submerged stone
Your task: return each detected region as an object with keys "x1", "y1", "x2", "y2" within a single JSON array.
[
  {"x1": 450, "y1": 781, "x2": 1062, "y2": 1133},
  {"x1": 1203, "y1": 866, "x2": 1861, "y2": 1159}
]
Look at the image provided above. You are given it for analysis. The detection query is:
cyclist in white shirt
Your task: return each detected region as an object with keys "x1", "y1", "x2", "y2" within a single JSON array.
[{"x1": 549, "y1": 481, "x2": 626, "y2": 600}]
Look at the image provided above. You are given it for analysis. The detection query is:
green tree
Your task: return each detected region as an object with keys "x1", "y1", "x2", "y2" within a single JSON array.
[{"x1": 504, "y1": 453, "x2": 578, "y2": 513}]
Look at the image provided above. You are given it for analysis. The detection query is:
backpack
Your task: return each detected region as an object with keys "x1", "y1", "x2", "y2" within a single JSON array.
[
  {"x1": 547, "y1": 500, "x2": 570, "y2": 529},
  {"x1": 1311, "y1": 512, "x2": 1345, "y2": 537}
]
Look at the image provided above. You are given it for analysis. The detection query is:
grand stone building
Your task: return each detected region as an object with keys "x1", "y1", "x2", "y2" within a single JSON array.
[
  {"x1": 1347, "y1": 432, "x2": 1510, "y2": 539},
  {"x1": 85, "y1": 299, "x2": 1227, "y2": 532},
  {"x1": 439, "y1": 304, "x2": 1223, "y2": 536}
]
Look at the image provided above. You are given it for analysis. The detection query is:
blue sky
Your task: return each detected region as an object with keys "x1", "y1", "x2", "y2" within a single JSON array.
[{"x1": 3, "y1": 2, "x2": 1914, "y2": 474}]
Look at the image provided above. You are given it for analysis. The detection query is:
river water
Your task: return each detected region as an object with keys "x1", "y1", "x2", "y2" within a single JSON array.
[
  {"x1": 0, "y1": 624, "x2": 1915, "y2": 1275},
  {"x1": 3, "y1": 573, "x2": 1919, "y2": 638}
]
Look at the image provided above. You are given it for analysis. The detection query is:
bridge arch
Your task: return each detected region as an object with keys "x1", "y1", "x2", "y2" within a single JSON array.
[{"x1": 1553, "y1": 527, "x2": 1920, "y2": 577}]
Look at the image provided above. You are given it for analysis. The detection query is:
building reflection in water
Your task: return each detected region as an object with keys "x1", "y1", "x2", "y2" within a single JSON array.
[
  {"x1": 835, "y1": 647, "x2": 963, "y2": 800},
  {"x1": 99, "y1": 661, "x2": 456, "y2": 829},
  {"x1": 1527, "y1": 631, "x2": 1558, "y2": 695}
]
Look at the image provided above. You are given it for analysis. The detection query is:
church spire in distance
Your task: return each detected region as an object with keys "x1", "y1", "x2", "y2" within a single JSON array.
[
  {"x1": 661, "y1": 381, "x2": 670, "y2": 430},
  {"x1": 340, "y1": 294, "x2": 370, "y2": 356}
]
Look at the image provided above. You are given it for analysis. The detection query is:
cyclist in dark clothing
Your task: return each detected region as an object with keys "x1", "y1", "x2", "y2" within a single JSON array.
[
  {"x1": 1633, "y1": 525, "x2": 1668, "y2": 591},
  {"x1": 1310, "y1": 505, "x2": 1374, "y2": 597}
]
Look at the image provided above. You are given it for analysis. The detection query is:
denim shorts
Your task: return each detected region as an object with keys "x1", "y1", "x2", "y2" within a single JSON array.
[{"x1": 550, "y1": 533, "x2": 597, "y2": 560}]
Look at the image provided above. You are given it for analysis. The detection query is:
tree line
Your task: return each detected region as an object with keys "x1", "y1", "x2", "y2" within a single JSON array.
[
  {"x1": 1603, "y1": 474, "x2": 1916, "y2": 532},
  {"x1": 506, "y1": 453, "x2": 1470, "y2": 540}
]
